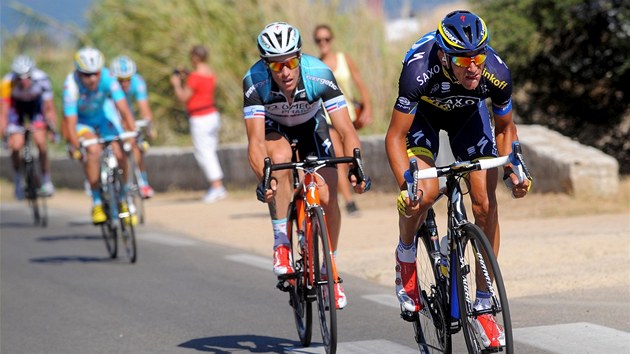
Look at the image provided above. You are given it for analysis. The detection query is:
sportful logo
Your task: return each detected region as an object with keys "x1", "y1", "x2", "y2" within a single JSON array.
[{"x1": 482, "y1": 69, "x2": 508, "y2": 90}]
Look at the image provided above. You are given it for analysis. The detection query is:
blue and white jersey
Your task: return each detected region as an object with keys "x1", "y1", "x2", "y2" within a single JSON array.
[
  {"x1": 242, "y1": 54, "x2": 347, "y2": 127},
  {"x1": 62, "y1": 67, "x2": 126, "y2": 126},
  {"x1": 122, "y1": 73, "x2": 148, "y2": 111}
]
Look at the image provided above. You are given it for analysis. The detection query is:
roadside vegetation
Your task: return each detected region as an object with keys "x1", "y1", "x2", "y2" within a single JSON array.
[{"x1": 2, "y1": 0, "x2": 628, "y2": 171}]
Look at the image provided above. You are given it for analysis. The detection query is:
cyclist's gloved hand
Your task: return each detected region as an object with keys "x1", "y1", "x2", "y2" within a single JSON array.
[{"x1": 256, "y1": 181, "x2": 267, "y2": 203}]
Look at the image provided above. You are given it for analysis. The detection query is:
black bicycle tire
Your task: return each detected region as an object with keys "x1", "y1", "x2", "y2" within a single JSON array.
[
  {"x1": 24, "y1": 161, "x2": 40, "y2": 225},
  {"x1": 100, "y1": 180, "x2": 118, "y2": 259},
  {"x1": 311, "y1": 206, "x2": 337, "y2": 354},
  {"x1": 414, "y1": 231, "x2": 451, "y2": 353},
  {"x1": 115, "y1": 169, "x2": 137, "y2": 263},
  {"x1": 128, "y1": 151, "x2": 146, "y2": 225},
  {"x1": 455, "y1": 223, "x2": 513, "y2": 354},
  {"x1": 286, "y1": 202, "x2": 313, "y2": 346}
]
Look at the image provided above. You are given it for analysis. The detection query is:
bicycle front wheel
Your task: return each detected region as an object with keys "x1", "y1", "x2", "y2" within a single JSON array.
[
  {"x1": 118, "y1": 175, "x2": 137, "y2": 263},
  {"x1": 100, "y1": 196, "x2": 118, "y2": 259},
  {"x1": 128, "y1": 152, "x2": 146, "y2": 224},
  {"x1": 286, "y1": 202, "x2": 312, "y2": 347},
  {"x1": 414, "y1": 230, "x2": 451, "y2": 353},
  {"x1": 455, "y1": 223, "x2": 513, "y2": 354},
  {"x1": 24, "y1": 161, "x2": 41, "y2": 226},
  {"x1": 311, "y1": 206, "x2": 337, "y2": 354}
]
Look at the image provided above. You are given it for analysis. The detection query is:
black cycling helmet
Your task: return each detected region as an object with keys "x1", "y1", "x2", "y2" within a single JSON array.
[{"x1": 435, "y1": 10, "x2": 489, "y2": 56}]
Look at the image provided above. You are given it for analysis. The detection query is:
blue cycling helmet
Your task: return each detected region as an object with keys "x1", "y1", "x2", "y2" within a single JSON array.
[
  {"x1": 257, "y1": 22, "x2": 302, "y2": 59},
  {"x1": 110, "y1": 55, "x2": 137, "y2": 79},
  {"x1": 436, "y1": 10, "x2": 489, "y2": 56}
]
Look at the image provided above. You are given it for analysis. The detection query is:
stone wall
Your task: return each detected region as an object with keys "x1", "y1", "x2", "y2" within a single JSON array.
[{"x1": 0, "y1": 125, "x2": 619, "y2": 197}]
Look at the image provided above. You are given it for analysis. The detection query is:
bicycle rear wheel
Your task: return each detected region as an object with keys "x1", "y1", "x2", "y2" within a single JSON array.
[
  {"x1": 311, "y1": 206, "x2": 337, "y2": 354},
  {"x1": 286, "y1": 202, "x2": 313, "y2": 347},
  {"x1": 455, "y1": 223, "x2": 512, "y2": 354},
  {"x1": 413, "y1": 228, "x2": 451, "y2": 353}
]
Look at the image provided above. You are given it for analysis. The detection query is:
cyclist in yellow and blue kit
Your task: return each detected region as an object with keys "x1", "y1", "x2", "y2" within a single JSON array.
[
  {"x1": 63, "y1": 47, "x2": 137, "y2": 225},
  {"x1": 109, "y1": 55, "x2": 155, "y2": 198},
  {"x1": 385, "y1": 11, "x2": 531, "y2": 349}
]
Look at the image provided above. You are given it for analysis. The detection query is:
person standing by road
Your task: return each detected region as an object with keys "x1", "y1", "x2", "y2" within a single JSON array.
[
  {"x1": 170, "y1": 45, "x2": 227, "y2": 203},
  {"x1": 314, "y1": 24, "x2": 373, "y2": 216}
]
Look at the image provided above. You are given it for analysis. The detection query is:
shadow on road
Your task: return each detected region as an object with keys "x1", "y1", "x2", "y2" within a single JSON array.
[
  {"x1": 30, "y1": 255, "x2": 115, "y2": 264},
  {"x1": 37, "y1": 234, "x2": 101, "y2": 242},
  {"x1": 178, "y1": 334, "x2": 307, "y2": 353}
]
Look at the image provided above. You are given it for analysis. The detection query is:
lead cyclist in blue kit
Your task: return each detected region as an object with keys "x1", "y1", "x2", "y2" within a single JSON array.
[
  {"x1": 243, "y1": 22, "x2": 371, "y2": 309},
  {"x1": 63, "y1": 47, "x2": 137, "y2": 225},
  {"x1": 385, "y1": 11, "x2": 531, "y2": 350}
]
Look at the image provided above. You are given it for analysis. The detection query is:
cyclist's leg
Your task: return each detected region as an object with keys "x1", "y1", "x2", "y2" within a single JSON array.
[
  {"x1": 7, "y1": 124, "x2": 26, "y2": 199},
  {"x1": 396, "y1": 115, "x2": 441, "y2": 313}
]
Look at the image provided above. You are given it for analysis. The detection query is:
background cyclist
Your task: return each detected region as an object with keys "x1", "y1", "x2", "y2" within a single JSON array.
[
  {"x1": 109, "y1": 55, "x2": 156, "y2": 199},
  {"x1": 385, "y1": 10, "x2": 530, "y2": 349},
  {"x1": 243, "y1": 22, "x2": 371, "y2": 309},
  {"x1": 0, "y1": 54, "x2": 58, "y2": 199},
  {"x1": 63, "y1": 47, "x2": 137, "y2": 225}
]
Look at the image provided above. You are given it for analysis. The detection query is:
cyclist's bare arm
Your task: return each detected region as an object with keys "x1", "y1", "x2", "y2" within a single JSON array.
[
  {"x1": 136, "y1": 99, "x2": 155, "y2": 138},
  {"x1": 43, "y1": 98, "x2": 58, "y2": 131},
  {"x1": 493, "y1": 108, "x2": 530, "y2": 198},
  {"x1": 114, "y1": 98, "x2": 136, "y2": 133},
  {"x1": 245, "y1": 117, "x2": 276, "y2": 203},
  {"x1": 328, "y1": 107, "x2": 369, "y2": 192},
  {"x1": 0, "y1": 100, "x2": 7, "y2": 137},
  {"x1": 385, "y1": 109, "x2": 421, "y2": 193}
]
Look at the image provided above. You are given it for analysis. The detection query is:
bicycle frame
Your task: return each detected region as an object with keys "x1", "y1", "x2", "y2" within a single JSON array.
[{"x1": 292, "y1": 165, "x2": 339, "y2": 290}]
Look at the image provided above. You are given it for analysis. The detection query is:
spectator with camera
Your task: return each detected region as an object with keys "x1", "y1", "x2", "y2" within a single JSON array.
[{"x1": 170, "y1": 45, "x2": 227, "y2": 203}]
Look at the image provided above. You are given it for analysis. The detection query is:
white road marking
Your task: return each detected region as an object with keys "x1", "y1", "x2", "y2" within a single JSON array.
[
  {"x1": 288, "y1": 339, "x2": 417, "y2": 353},
  {"x1": 362, "y1": 294, "x2": 399, "y2": 308},
  {"x1": 138, "y1": 233, "x2": 197, "y2": 246},
  {"x1": 514, "y1": 322, "x2": 630, "y2": 354},
  {"x1": 225, "y1": 253, "x2": 270, "y2": 271}
]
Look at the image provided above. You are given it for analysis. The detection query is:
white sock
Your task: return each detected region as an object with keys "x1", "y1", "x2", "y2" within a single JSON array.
[
  {"x1": 396, "y1": 238, "x2": 416, "y2": 263},
  {"x1": 272, "y1": 218, "x2": 289, "y2": 249}
]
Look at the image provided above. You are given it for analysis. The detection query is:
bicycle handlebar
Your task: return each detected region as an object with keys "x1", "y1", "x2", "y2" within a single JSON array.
[
  {"x1": 414, "y1": 141, "x2": 532, "y2": 183},
  {"x1": 262, "y1": 148, "x2": 368, "y2": 191},
  {"x1": 80, "y1": 131, "x2": 138, "y2": 148}
]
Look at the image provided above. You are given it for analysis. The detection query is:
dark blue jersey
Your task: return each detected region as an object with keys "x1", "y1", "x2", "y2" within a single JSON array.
[{"x1": 394, "y1": 31, "x2": 512, "y2": 121}]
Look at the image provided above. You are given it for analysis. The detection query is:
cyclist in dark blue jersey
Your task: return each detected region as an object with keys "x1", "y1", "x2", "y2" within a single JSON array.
[
  {"x1": 385, "y1": 11, "x2": 531, "y2": 349},
  {"x1": 243, "y1": 22, "x2": 371, "y2": 309}
]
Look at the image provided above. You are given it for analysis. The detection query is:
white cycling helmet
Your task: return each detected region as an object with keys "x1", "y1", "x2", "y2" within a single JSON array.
[
  {"x1": 11, "y1": 55, "x2": 35, "y2": 76},
  {"x1": 74, "y1": 47, "x2": 105, "y2": 73},
  {"x1": 257, "y1": 22, "x2": 302, "y2": 59},
  {"x1": 110, "y1": 55, "x2": 137, "y2": 79}
]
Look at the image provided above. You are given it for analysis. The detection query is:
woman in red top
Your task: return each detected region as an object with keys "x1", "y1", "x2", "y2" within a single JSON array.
[{"x1": 170, "y1": 45, "x2": 227, "y2": 202}]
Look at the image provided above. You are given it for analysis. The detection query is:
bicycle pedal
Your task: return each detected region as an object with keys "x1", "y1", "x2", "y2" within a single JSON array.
[
  {"x1": 277, "y1": 272, "x2": 298, "y2": 280},
  {"x1": 276, "y1": 280, "x2": 292, "y2": 292},
  {"x1": 400, "y1": 310, "x2": 419, "y2": 322}
]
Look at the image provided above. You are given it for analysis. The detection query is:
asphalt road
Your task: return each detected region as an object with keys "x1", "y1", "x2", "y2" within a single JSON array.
[{"x1": 1, "y1": 202, "x2": 629, "y2": 354}]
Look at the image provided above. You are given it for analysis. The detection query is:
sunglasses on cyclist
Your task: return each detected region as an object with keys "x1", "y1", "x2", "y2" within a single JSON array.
[
  {"x1": 450, "y1": 52, "x2": 487, "y2": 68},
  {"x1": 79, "y1": 71, "x2": 101, "y2": 78},
  {"x1": 267, "y1": 56, "x2": 300, "y2": 72}
]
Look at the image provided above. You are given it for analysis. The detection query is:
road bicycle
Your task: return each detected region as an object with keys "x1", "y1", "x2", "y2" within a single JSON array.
[
  {"x1": 20, "y1": 125, "x2": 49, "y2": 227},
  {"x1": 404, "y1": 141, "x2": 532, "y2": 354},
  {"x1": 125, "y1": 119, "x2": 151, "y2": 225},
  {"x1": 263, "y1": 148, "x2": 369, "y2": 354},
  {"x1": 81, "y1": 131, "x2": 139, "y2": 263}
]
